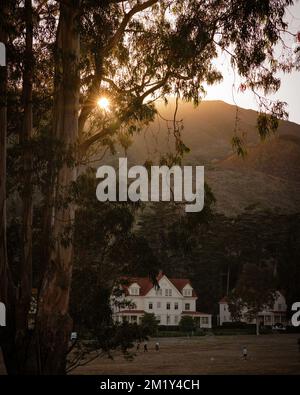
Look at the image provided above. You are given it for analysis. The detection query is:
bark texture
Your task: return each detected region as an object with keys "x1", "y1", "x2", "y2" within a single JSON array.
[
  {"x1": 35, "y1": 0, "x2": 80, "y2": 374},
  {"x1": 15, "y1": 0, "x2": 34, "y2": 359}
]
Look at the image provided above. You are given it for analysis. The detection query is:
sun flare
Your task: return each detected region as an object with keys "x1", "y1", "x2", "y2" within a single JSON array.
[{"x1": 97, "y1": 97, "x2": 110, "y2": 111}]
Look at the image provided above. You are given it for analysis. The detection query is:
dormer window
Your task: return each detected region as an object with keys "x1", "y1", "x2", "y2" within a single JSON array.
[
  {"x1": 183, "y1": 289, "x2": 192, "y2": 297},
  {"x1": 130, "y1": 287, "x2": 139, "y2": 296}
]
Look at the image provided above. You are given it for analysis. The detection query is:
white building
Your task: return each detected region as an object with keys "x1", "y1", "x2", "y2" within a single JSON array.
[
  {"x1": 219, "y1": 291, "x2": 287, "y2": 326},
  {"x1": 112, "y1": 272, "x2": 212, "y2": 328}
]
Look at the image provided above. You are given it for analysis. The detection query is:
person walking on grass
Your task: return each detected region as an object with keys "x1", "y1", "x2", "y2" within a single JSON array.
[
  {"x1": 144, "y1": 342, "x2": 148, "y2": 352},
  {"x1": 242, "y1": 346, "x2": 248, "y2": 360}
]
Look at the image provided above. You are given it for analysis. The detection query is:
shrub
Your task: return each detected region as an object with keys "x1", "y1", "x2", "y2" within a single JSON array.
[
  {"x1": 179, "y1": 316, "x2": 197, "y2": 333},
  {"x1": 141, "y1": 313, "x2": 159, "y2": 336}
]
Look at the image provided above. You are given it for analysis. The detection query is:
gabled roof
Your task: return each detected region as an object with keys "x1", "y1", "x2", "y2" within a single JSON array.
[
  {"x1": 119, "y1": 272, "x2": 197, "y2": 297},
  {"x1": 120, "y1": 275, "x2": 160, "y2": 296},
  {"x1": 169, "y1": 278, "x2": 196, "y2": 296}
]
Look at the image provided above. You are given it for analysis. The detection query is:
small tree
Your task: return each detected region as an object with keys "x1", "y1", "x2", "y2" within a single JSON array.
[
  {"x1": 227, "y1": 290, "x2": 245, "y2": 323},
  {"x1": 233, "y1": 264, "x2": 276, "y2": 335},
  {"x1": 179, "y1": 316, "x2": 196, "y2": 334},
  {"x1": 141, "y1": 313, "x2": 159, "y2": 336}
]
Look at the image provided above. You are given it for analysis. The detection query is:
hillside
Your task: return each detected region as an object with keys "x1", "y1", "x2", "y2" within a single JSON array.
[
  {"x1": 125, "y1": 100, "x2": 300, "y2": 165},
  {"x1": 96, "y1": 100, "x2": 300, "y2": 215},
  {"x1": 220, "y1": 134, "x2": 300, "y2": 183}
]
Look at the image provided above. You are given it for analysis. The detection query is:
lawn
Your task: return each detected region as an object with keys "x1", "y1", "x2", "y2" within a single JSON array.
[
  {"x1": 1, "y1": 334, "x2": 299, "y2": 375},
  {"x1": 71, "y1": 333, "x2": 300, "y2": 375}
]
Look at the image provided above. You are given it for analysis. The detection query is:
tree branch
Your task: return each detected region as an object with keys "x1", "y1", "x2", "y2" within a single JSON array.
[
  {"x1": 78, "y1": 51, "x2": 103, "y2": 135},
  {"x1": 103, "y1": 0, "x2": 159, "y2": 56},
  {"x1": 139, "y1": 77, "x2": 168, "y2": 102},
  {"x1": 79, "y1": 121, "x2": 121, "y2": 154},
  {"x1": 78, "y1": 1, "x2": 159, "y2": 135}
]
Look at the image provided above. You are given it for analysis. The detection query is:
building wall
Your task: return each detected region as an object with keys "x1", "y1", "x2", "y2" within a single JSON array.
[
  {"x1": 112, "y1": 275, "x2": 211, "y2": 327},
  {"x1": 219, "y1": 303, "x2": 231, "y2": 326},
  {"x1": 115, "y1": 295, "x2": 197, "y2": 326},
  {"x1": 219, "y1": 292, "x2": 287, "y2": 326}
]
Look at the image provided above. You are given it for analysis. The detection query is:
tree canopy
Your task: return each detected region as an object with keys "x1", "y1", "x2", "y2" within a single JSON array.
[{"x1": 228, "y1": 263, "x2": 276, "y2": 335}]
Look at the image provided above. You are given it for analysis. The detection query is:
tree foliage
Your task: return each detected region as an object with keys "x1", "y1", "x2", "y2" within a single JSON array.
[
  {"x1": 228, "y1": 263, "x2": 276, "y2": 334},
  {"x1": 140, "y1": 313, "x2": 159, "y2": 336},
  {"x1": 179, "y1": 316, "x2": 196, "y2": 333}
]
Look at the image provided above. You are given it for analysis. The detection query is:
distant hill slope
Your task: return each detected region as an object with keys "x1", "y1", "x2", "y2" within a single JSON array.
[
  {"x1": 126, "y1": 100, "x2": 300, "y2": 165},
  {"x1": 96, "y1": 100, "x2": 300, "y2": 215},
  {"x1": 205, "y1": 168, "x2": 300, "y2": 216},
  {"x1": 220, "y1": 134, "x2": 300, "y2": 183},
  {"x1": 207, "y1": 133, "x2": 300, "y2": 216}
]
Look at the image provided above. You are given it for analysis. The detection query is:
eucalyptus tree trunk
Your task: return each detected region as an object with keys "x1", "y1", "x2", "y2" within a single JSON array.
[
  {"x1": 35, "y1": 0, "x2": 81, "y2": 374},
  {"x1": 0, "y1": 1, "x2": 8, "y2": 306},
  {"x1": 15, "y1": 0, "x2": 33, "y2": 352},
  {"x1": 0, "y1": 0, "x2": 36, "y2": 375},
  {"x1": 0, "y1": 0, "x2": 18, "y2": 375}
]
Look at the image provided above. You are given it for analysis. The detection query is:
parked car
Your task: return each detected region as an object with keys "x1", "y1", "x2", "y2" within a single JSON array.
[{"x1": 272, "y1": 323, "x2": 286, "y2": 331}]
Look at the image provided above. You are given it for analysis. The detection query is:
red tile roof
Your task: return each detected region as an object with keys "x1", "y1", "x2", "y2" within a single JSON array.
[
  {"x1": 119, "y1": 273, "x2": 197, "y2": 297},
  {"x1": 120, "y1": 277, "x2": 155, "y2": 296},
  {"x1": 169, "y1": 279, "x2": 197, "y2": 297}
]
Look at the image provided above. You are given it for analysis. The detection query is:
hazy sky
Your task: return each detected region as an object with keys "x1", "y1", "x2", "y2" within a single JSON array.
[{"x1": 205, "y1": 2, "x2": 300, "y2": 125}]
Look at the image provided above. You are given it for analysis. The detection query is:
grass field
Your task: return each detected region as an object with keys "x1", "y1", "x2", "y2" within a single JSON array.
[
  {"x1": 71, "y1": 334, "x2": 300, "y2": 375},
  {"x1": 1, "y1": 334, "x2": 299, "y2": 375}
]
